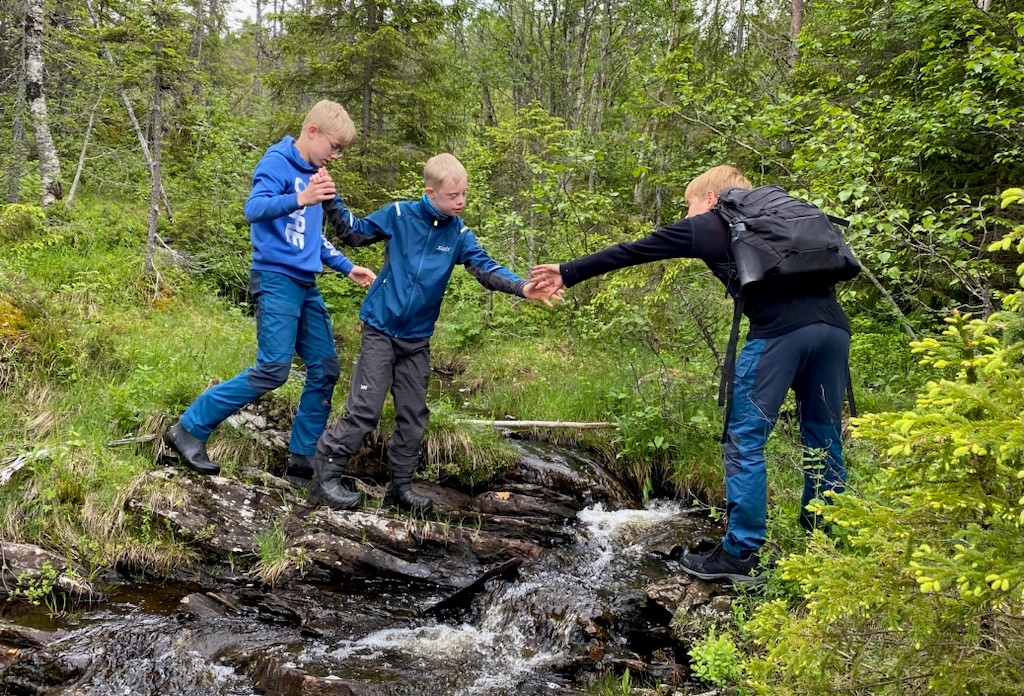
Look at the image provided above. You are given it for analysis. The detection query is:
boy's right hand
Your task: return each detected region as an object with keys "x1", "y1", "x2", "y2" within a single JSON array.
[
  {"x1": 298, "y1": 167, "x2": 337, "y2": 207},
  {"x1": 531, "y1": 263, "x2": 565, "y2": 293},
  {"x1": 347, "y1": 265, "x2": 377, "y2": 288}
]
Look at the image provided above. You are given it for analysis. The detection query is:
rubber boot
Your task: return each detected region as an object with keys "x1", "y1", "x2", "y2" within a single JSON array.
[
  {"x1": 307, "y1": 451, "x2": 364, "y2": 510},
  {"x1": 284, "y1": 453, "x2": 314, "y2": 485},
  {"x1": 163, "y1": 423, "x2": 220, "y2": 475},
  {"x1": 386, "y1": 471, "x2": 433, "y2": 514}
]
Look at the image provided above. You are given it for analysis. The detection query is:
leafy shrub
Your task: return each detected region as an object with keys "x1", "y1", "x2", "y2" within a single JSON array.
[
  {"x1": 744, "y1": 289, "x2": 1023, "y2": 692},
  {"x1": 0, "y1": 204, "x2": 45, "y2": 243},
  {"x1": 689, "y1": 628, "x2": 745, "y2": 687}
]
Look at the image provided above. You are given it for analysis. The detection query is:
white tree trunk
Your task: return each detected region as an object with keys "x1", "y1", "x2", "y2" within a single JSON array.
[
  {"x1": 65, "y1": 95, "x2": 102, "y2": 208},
  {"x1": 24, "y1": 0, "x2": 62, "y2": 207},
  {"x1": 146, "y1": 60, "x2": 164, "y2": 279}
]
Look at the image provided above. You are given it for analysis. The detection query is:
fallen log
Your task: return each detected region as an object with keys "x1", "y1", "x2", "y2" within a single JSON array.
[{"x1": 457, "y1": 419, "x2": 616, "y2": 429}]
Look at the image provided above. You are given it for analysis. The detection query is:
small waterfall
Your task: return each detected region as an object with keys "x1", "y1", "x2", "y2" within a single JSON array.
[{"x1": 305, "y1": 501, "x2": 701, "y2": 695}]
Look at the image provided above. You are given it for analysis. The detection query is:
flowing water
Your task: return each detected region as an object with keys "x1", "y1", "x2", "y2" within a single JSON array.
[{"x1": 0, "y1": 500, "x2": 705, "y2": 695}]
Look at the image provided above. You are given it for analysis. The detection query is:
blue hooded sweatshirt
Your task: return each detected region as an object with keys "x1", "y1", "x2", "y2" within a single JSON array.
[
  {"x1": 323, "y1": 195, "x2": 526, "y2": 340},
  {"x1": 244, "y1": 136, "x2": 354, "y2": 283}
]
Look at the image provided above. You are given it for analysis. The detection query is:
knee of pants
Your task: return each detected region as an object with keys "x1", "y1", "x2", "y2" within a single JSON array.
[
  {"x1": 247, "y1": 361, "x2": 291, "y2": 393},
  {"x1": 320, "y1": 355, "x2": 340, "y2": 387}
]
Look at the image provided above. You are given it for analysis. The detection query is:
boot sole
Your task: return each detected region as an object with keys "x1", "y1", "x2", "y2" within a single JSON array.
[{"x1": 680, "y1": 565, "x2": 765, "y2": 587}]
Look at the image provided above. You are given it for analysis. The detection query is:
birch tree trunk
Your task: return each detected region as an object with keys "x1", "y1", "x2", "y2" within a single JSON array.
[
  {"x1": 146, "y1": 58, "x2": 164, "y2": 279},
  {"x1": 24, "y1": 0, "x2": 62, "y2": 207},
  {"x1": 65, "y1": 95, "x2": 102, "y2": 209}
]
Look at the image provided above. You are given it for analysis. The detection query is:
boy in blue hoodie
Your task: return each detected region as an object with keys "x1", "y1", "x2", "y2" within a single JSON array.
[
  {"x1": 163, "y1": 100, "x2": 376, "y2": 480},
  {"x1": 310, "y1": 153, "x2": 555, "y2": 512}
]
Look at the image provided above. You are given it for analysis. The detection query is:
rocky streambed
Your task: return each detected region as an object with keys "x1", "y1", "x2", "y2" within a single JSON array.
[{"x1": 0, "y1": 441, "x2": 738, "y2": 695}]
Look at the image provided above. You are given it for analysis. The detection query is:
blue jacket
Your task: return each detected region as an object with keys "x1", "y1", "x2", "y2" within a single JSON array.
[
  {"x1": 244, "y1": 136, "x2": 354, "y2": 283},
  {"x1": 324, "y1": 195, "x2": 526, "y2": 339}
]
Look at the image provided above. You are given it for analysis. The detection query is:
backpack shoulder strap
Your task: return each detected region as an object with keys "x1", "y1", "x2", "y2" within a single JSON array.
[{"x1": 718, "y1": 296, "x2": 744, "y2": 443}]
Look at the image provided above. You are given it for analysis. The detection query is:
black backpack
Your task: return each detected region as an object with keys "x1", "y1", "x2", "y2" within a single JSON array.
[{"x1": 712, "y1": 185, "x2": 861, "y2": 441}]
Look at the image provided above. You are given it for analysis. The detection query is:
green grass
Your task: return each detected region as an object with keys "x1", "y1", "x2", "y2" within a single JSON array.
[{"x1": 0, "y1": 198, "x2": 924, "y2": 581}]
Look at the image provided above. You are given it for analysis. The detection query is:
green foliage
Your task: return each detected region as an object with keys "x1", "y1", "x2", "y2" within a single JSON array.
[
  {"x1": 744, "y1": 291, "x2": 1023, "y2": 693},
  {"x1": 0, "y1": 204, "x2": 46, "y2": 243},
  {"x1": 420, "y1": 399, "x2": 517, "y2": 486},
  {"x1": 689, "y1": 628, "x2": 745, "y2": 688}
]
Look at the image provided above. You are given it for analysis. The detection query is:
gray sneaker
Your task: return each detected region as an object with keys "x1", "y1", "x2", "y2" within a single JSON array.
[{"x1": 679, "y1": 543, "x2": 764, "y2": 587}]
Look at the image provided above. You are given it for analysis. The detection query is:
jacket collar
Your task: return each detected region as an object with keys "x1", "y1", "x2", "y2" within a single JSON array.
[{"x1": 419, "y1": 194, "x2": 453, "y2": 225}]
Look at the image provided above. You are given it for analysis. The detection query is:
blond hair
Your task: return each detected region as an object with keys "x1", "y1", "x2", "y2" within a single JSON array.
[
  {"x1": 684, "y1": 165, "x2": 752, "y2": 200},
  {"x1": 423, "y1": 153, "x2": 467, "y2": 189},
  {"x1": 302, "y1": 100, "x2": 356, "y2": 149}
]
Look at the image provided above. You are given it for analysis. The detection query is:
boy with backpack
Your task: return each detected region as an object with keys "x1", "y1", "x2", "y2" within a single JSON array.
[
  {"x1": 531, "y1": 165, "x2": 853, "y2": 586},
  {"x1": 163, "y1": 100, "x2": 376, "y2": 481},
  {"x1": 311, "y1": 153, "x2": 556, "y2": 513}
]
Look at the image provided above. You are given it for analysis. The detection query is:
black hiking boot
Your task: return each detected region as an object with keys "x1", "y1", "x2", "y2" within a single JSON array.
[
  {"x1": 307, "y1": 451, "x2": 363, "y2": 510},
  {"x1": 284, "y1": 453, "x2": 314, "y2": 486},
  {"x1": 163, "y1": 423, "x2": 220, "y2": 476},
  {"x1": 385, "y1": 473, "x2": 433, "y2": 515},
  {"x1": 679, "y1": 543, "x2": 764, "y2": 587}
]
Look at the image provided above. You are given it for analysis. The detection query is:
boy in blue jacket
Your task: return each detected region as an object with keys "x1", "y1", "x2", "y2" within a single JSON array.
[
  {"x1": 164, "y1": 100, "x2": 376, "y2": 480},
  {"x1": 311, "y1": 153, "x2": 554, "y2": 512}
]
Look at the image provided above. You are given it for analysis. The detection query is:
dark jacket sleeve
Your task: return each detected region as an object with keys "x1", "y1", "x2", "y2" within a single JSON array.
[
  {"x1": 560, "y1": 212, "x2": 728, "y2": 288},
  {"x1": 323, "y1": 196, "x2": 389, "y2": 247},
  {"x1": 459, "y1": 230, "x2": 527, "y2": 297}
]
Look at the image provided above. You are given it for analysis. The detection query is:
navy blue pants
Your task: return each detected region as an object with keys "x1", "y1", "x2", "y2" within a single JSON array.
[
  {"x1": 722, "y1": 322, "x2": 850, "y2": 557},
  {"x1": 180, "y1": 270, "x2": 340, "y2": 455}
]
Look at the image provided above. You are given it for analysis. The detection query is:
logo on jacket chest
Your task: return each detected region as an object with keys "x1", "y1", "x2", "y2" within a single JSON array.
[
  {"x1": 435, "y1": 245, "x2": 452, "y2": 253},
  {"x1": 286, "y1": 177, "x2": 308, "y2": 250}
]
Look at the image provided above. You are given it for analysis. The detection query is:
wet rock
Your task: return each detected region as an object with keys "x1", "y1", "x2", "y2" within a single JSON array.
[
  {"x1": 646, "y1": 575, "x2": 735, "y2": 644},
  {"x1": 176, "y1": 592, "x2": 241, "y2": 620},
  {"x1": 0, "y1": 541, "x2": 98, "y2": 604},
  {"x1": 0, "y1": 621, "x2": 65, "y2": 649},
  {"x1": 252, "y1": 656, "x2": 363, "y2": 695},
  {"x1": 507, "y1": 441, "x2": 640, "y2": 509},
  {"x1": 130, "y1": 470, "x2": 547, "y2": 593},
  {"x1": 472, "y1": 490, "x2": 577, "y2": 519},
  {"x1": 0, "y1": 648, "x2": 85, "y2": 693}
]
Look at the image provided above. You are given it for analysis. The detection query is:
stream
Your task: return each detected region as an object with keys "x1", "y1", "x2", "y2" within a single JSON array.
[{"x1": 0, "y1": 440, "x2": 720, "y2": 695}]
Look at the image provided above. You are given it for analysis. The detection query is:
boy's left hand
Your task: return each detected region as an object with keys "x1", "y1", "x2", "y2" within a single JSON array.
[
  {"x1": 347, "y1": 265, "x2": 377, "y2": 288},
  {"x1": 523, "y1": 280, "x2": 564, "y2": 307}
]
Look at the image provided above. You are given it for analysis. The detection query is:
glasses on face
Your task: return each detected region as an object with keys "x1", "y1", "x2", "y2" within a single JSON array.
[{"x1": 324, "y1": 133, "x2": 345, "y2": 155}]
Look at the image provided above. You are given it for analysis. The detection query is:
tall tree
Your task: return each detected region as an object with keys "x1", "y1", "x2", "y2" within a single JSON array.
[{"x1": 23, "y1": 0, "x2": 62, "y2": 206}]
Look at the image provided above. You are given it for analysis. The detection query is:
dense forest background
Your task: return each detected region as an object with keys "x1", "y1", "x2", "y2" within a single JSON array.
[{"x1": 0, "y1": 0, "x2": 1021, "y2": 693}]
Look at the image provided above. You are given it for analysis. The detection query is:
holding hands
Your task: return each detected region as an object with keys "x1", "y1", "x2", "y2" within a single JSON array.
[
  {"x1": 525, "y1": 263, "x2": 566, "y2": 306},
  {"x1": 298, "y1": 167, "x2": 337, "y2": 207}
]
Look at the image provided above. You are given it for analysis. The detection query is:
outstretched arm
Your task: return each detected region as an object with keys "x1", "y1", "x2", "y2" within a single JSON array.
[
  {"x1": 522, "y1": 279, "x2": 564, "y2": 307},
  {"x1": 460, "y1": 231, "x2": 562, "y2": 306},
  {"x1": 316, "y1": 168, "x2": 389, "y2": 247},
  {"x1": 323, "y1": 195, "x2": 388, "y2": 247}
]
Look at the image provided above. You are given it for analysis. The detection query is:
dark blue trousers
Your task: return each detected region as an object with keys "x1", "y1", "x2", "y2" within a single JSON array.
[
  {"x1": 179, "y1": 270, "x2": 340, "y2": 455},
  {"x1": 722, "y1": 322, "x2": 850, "y2": 557}
]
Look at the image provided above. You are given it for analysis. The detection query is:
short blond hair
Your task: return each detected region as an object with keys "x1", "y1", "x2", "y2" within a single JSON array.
[
  {"x1": 303, "y1": 100, "x2": 356, "y2": 149},
  {"x1": 423, "y1": 153, "x2": 467, "y2": 189},
  {"x1": 684, "y1": 165, "x2": 752, "y2": 200}
]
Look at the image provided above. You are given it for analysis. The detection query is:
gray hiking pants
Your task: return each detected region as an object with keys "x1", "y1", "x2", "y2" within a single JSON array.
[{"x1": 317, "y1": 323, "x2": 431, "y2": 478}]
